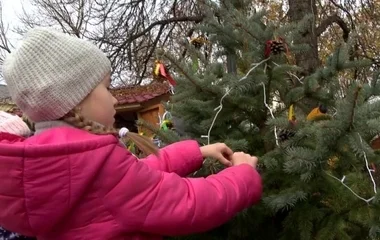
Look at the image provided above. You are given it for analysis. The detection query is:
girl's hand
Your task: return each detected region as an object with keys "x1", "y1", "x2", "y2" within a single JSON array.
[
  {"x1": 200, "y1": 143, "x2": 234, "y2": 167},
  {"x1": 230, "y1": 152, "x2": 258, "y2": 168}
]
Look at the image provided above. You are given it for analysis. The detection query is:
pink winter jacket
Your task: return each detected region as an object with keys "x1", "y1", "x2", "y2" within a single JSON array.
[{"x1": 0, "y1": 127, "x2": 262, "y2": 240}]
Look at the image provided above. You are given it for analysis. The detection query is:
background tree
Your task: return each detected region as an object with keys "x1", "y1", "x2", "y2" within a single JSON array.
[
  {"x1": 15, "y1": 0, "x2": 205, "y2": 85},
  {"x1": 3, "y1": 0, "x2": 378, "y2": 89},
  {"x1": 0, "y1": 1, "x2": 13, "y2": 82},
  {"x1": 247, "y1": 0, "x2": 379, "y2": 93}
]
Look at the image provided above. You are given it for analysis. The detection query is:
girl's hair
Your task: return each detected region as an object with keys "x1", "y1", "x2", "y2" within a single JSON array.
[{"x1": 61, "y1": 108, "x2": 158, "y2": 156}]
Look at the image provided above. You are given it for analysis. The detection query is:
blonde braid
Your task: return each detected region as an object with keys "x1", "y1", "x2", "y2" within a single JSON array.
[
  {"x1": 62, "y1": 107, "x2": 116, "y2": 135},
  {"x1": 61, "y1": 108, "x2": 158, "y2": 156}
]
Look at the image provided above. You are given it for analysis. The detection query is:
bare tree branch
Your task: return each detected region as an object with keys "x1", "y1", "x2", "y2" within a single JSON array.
[
  {"x1": 109, "y1": 15, "x2": 204, "y2": 59},
  {"x1": 330, "y1": 0, "x2": 355, "y2": 29},
  {"x1": 16, "y1": 0, "x2": 204, "y2": 86},
  {"x1": 0, "y1": 0, "x2": 14, "y2": 82},
  {"x1": 316, "y1": 13, "x2": 350, "y2": 41}
]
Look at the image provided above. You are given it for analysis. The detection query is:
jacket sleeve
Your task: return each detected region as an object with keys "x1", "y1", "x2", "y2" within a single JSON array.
[
  {"x1": 99, "y1": 143, "x2": 262, "y2": 236},
  {"x1": 140, "y1": 140, "x2": 203, "y2": 177}
]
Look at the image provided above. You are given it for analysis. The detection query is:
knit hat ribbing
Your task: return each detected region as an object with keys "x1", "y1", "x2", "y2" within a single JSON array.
[
  {"x1": 2, "y1": 27, "x2": 111, "y2": 122},
  {"x1": 0, "y1": 111, "x2": 31, "y2": 137}
]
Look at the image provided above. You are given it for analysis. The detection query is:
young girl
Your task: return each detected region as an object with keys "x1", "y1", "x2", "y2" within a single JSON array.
[
  {"x1": 0, "y1": 111, "x2": 35, "y2": 240},
  {"x1": 0, "y1": 28, "x2": 262, "y2": 240}
]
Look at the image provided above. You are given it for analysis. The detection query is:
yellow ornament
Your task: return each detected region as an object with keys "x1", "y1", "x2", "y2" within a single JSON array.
[
  {"x1": 327, "y1": 156, "x2": 339, "y2": 169},
  {"x1": 307, "y1": 105, "x2": 328, "y2": 121}
]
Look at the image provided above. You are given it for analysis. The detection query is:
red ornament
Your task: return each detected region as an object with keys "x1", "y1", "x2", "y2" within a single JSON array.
[{"x1": 153, "y1": 60, "x2": 176, "y2": 86}]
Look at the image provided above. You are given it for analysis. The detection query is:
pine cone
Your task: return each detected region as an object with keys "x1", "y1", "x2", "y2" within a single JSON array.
[
  {"x1": 278, "y1": 129, "x2": 295, "y2": 142},
  {"x1": 192, "y1": 41, "x2": 203, "y2": 49},
  {"x1": 270, "y1": 40, "x2": 286, "y2": 55},
  {"x1": 190, "y1": 37, "x2": 208, "y2": 49}
]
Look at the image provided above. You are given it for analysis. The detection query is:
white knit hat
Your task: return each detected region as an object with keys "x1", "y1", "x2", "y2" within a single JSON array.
[
  {"x1": 2, "y1": 27, "x2": 111, "y2": 122},
  {"x1": 0, "y1": 111, "x2": 31, "y2": 137}
]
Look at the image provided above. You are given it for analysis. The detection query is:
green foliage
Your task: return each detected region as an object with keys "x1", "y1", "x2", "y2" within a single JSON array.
[
  {"x1": 136, "y1": 118, "x2": 182, "y2": 145},
  {"x1": 159, "y1": 1, "x2": 378, "y2": 240}
]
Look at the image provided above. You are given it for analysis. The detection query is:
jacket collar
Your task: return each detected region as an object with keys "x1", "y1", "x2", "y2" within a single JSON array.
[{"x1": 34, "y1": 121, "x2": 73, "y2": 135}]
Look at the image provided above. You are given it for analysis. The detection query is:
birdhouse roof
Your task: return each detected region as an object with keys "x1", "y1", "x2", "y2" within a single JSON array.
[{"x1": 110, "y1": 81, "x2": 171, "y2": 105}]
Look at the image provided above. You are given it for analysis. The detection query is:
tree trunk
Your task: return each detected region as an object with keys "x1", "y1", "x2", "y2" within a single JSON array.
[{"x1": 288, "y1": 0, "x2": 320, "y2": 75}]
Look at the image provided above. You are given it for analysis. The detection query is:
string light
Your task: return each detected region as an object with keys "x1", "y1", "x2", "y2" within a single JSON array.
[
  {"x1": 261, "y1": 82, "x2": 279, "y2": 146},
  {"x1": 325, "y1": 172, "x2": 375, "y2": 203},
  {"x1": 272, "y1": 61, "x2": 304, "y2": 85},
  {"x1": 359, "y1": 133, "x2": 378, "y2": 195},
  {"x1": 194, "y1": 48, "x2": 377, "y2": 206},
  {"x1": 202, "y1": 58, "x2": 270, "y2": 145},
  {"x1": 325, "y1": 133, "x2": 377, "y2": 204},
  {"x1": 195, "y1": 58, "x2": 270, "y2": 176}
]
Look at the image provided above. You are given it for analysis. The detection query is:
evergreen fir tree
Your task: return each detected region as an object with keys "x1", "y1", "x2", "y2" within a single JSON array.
[{"x1": 148, "y1": 1, "x2": 380, "y2": 239}]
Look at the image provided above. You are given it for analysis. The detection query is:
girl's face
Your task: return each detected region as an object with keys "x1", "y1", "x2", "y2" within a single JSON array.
[{"x1": 78, "y1": 74, "x2": 118, "y2": 127}]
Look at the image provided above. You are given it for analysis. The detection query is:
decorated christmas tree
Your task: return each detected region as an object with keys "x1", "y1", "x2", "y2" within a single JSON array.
[{"x1": 144, "y1": 1, "x2": 380, "y2": 239}]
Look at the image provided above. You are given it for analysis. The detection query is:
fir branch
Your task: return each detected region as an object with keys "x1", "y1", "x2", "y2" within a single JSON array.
[
  {"x1": 136, "y1": 119, "x2": 180, "y2": 144},
  {"x1": 234, "y1": 21, "x2": 262, "y2": 42},
  {"x1": 324, "y1": 171, "x2": 375, "y2": 204},
  {"x1": 162, "y1": 51, "x2": 252, "y2": 115},
  {"x1": 272, "y1": 61, "x2": 304, "y2": 86},
  {"x1": 323, "y1": 132, "x2": 377, "y2": 204},
  {"x1": 205, "y1": 58, "x2": 269, "y2": 145},
  {"x1": 358, "y1": 133, "x2": 377, "y2": 195},
  {"x1": 162, "y1": 52, "x2": 206, "y2": 92},
  {"x1": 348, "y1": 85, "x2": 362, "y2": 130},
  {"x1": 262, "y1": 81, "x2": 279, "y2": 146},
  {"x1": 264, "y1": 190, "x2": 308, "y2": 213}
]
